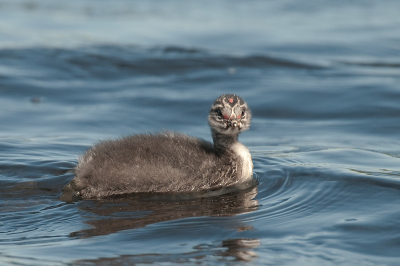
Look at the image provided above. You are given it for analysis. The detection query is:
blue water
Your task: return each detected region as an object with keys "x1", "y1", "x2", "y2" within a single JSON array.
[{"x1": 1, "y1": 1, "x2": 400, "y2": 265}]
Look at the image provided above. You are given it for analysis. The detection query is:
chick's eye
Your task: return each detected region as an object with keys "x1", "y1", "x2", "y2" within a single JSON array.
[
  {"x1": 241, "y1": 110, "x2": 245, "y2": 117},
  {"x1": 216, "y1": 109, "x2": 222, "y2": 117}
]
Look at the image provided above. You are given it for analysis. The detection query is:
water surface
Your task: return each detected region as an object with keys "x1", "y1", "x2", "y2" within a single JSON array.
[{"x1": 1, "y1": 1, "x2": 400, "y2": 265}]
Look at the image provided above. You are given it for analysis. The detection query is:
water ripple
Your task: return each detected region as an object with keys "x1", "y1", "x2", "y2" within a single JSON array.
[{"x1": 0, "y1": 46, "x2": 325, "y2": 81}]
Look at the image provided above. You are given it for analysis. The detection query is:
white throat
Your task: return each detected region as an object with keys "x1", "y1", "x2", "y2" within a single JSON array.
[{"x1": 231, "y1": 142, "x2": 253, "y2": 181}]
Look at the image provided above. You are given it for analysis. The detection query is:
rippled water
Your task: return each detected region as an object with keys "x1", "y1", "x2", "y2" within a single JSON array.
[{"x1": 1, "y1": 1, "x2": 400, "y2": 265}]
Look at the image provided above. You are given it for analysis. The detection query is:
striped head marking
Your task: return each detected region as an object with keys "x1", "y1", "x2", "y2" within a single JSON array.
[{"x1": 208, "y1": 94, "x2": 251, "y2": 135}]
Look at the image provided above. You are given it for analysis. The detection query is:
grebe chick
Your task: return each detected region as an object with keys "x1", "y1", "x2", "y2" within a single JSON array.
[{"x1": 63, "y1": 94, "x2": 253, "y2": 200}]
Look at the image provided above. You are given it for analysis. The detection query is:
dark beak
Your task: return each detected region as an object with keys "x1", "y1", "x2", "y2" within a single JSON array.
[{"x1": 228, "y1": 119, "x2": 239, "y2": 128}]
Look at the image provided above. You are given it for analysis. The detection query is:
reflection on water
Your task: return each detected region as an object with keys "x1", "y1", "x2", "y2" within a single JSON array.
[
  {"x1": 69, "y1": 187, "x2": 260, "y2": 264},
  {"x1": 74, "y1": 238, "x2": 260, "y2": 265},
  {"x1": 71, "y1": 186, "x2": 259, "y2": 238},
  {"x1": 222, "y1": 238, "x2": 260, "y2": 262}
]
